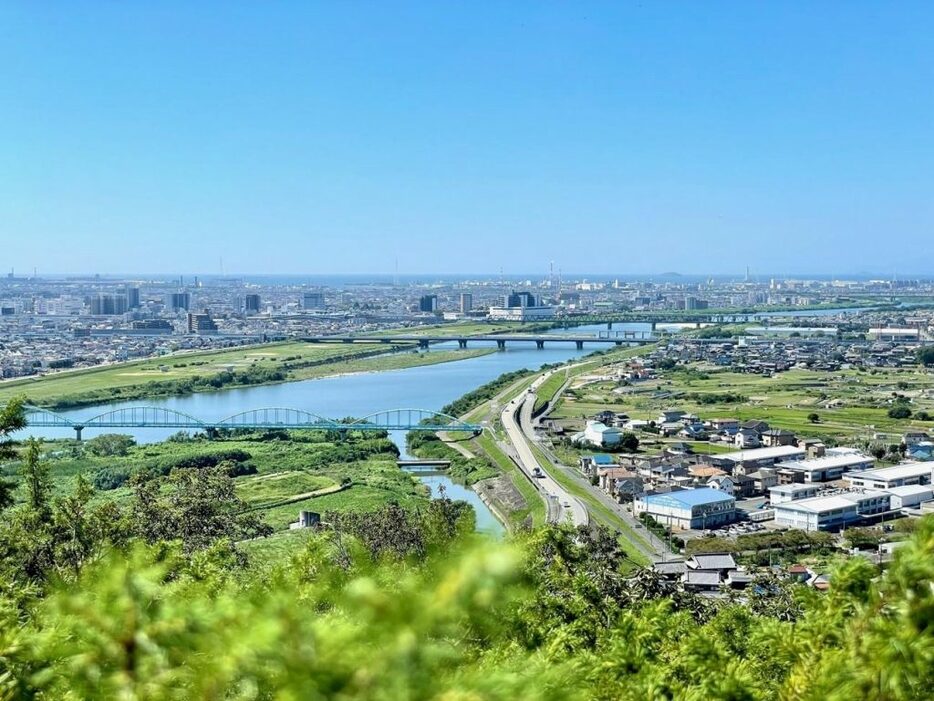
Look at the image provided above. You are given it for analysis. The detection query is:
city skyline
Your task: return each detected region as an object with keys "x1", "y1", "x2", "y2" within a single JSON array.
[{"x1": 3, "y1": 3, "x2": 933, "y2": 274}]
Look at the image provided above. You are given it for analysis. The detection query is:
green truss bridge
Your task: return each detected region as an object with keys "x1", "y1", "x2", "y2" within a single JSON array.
[{"x1": 23, "y1": 406, "x2": 482, "y2": 441}]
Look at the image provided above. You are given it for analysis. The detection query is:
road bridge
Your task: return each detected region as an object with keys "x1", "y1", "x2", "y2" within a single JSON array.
[
  {"x1": 301, "y1": 332, "x2": 655, "y2": 350},
  {"x1": 23, "y1": 406, "x2": 482, "y2": 441}
]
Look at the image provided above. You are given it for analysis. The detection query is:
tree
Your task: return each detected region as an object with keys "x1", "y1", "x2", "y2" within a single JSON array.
[
  {"x1": 132, "y1": 467, "x2": 271, "y2": 554},
  {"x1": 918, "y1": 346, "x2": 934, "y2": 367},
  {"x1": 888, "y1": 405, "x2": 912, "y2": 419},
  {"x1": 871, "y1": 445, "x2": 886, "y2": 460},
  {"x1": 0, "y1": 396, "x2": 26, "y2": 461},
  {"x1": 84, "y1": 433, "x2": 136, "y2": 457},
  {"x1": 807, "y1": 412, "x2": 820, "y2": 423},
  {"x1": 619, "y1": 432, "x2": 640, "y2": 452},
  {"x1": 21, "y1": 437, "x2": 52, "y2": 519}
]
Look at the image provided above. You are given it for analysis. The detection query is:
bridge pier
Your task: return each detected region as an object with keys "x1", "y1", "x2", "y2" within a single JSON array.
[
  {"x1": 615, "y1": 341, "x2": 622, "y2": 346},
  {"x1": 74, "y1": 426, "x2": 83, "y2": 441},
  {"x1": 418, "y1": 339, "x2": 430, "y2": 349},
  {"x1": 607, "y1": 322, "x2": 613, "y2": 330},
  {"x1": 651, "y1": 321, "x2": 657, "y2": 331},
  {"x1": 496, "y1": 340, "x2": 506, "y2": 351},
  {"x1": 458, "y1": 339, "x2": 467, "y2": 349},
  {"x1": 575, "y1": 340, "x2": 584, "y2": 350},
  {"x1": 535, "y1": 340, "x2": 545, "y2": 350}
]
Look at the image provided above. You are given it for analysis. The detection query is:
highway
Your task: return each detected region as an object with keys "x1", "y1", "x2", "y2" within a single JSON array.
[{"x1": 500, "y1": 370, "x2": 589, "y2": 527}]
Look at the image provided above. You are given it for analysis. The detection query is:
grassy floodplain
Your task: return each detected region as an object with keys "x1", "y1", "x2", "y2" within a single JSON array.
[
  {"x1": 1, "y1": 430, "x2": 428, "y2": 557},
  {"x1": 0, "y1": 341, "x2": 494, "y2": 409}
]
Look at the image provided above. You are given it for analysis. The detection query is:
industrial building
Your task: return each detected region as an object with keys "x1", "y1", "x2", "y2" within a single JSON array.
[
  {"x1": 844, "y1": 463, "x2": 933, "y2": 490},
  {"x1": 768, "y1": 483, "x2": 821, "y2": 504},
  {"x1": 633, "y1": 488, "x2": 736, "y2": 530},
  {"x1": 709, "y1": 445, "x2": 806, "y2": 474},
  {"x1": 773, "y1": 491, "x2": 891, "y2": 531},
  {"x1": 773, "y1": 453, "x2": 875, "y2": 483}
]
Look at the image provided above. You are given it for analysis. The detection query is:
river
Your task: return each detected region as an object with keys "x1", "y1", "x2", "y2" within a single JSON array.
[{"x1": 22, "y1": 323, "x2": 660, "y2": 533}]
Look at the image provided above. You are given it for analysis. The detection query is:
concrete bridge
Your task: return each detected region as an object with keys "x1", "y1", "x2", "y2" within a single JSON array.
[
  {"x1": 23, "y1": 406, "x2": 482, "y2": 441},
  {"x1": 301, "y1": 332, "x2": 655, "y2": 350}
]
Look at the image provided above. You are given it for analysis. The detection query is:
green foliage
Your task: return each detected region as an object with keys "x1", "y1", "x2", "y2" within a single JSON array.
[
  {"x1": 808, "y1": 412, "x2": 821, "y2": 423},
  {"x1": 918, "y1": 346, "x2": 934, "y2": 367},
  {"x1": 84, "y1": 433, "x2": 137, "y2": 457},
  {"x1": 441, "y1": 368, "x2": 533, "y2": 417},
  {"x1": 888, "y1": 405, "x2": 913, "y2": 419},
  {"x1": 131, "y1": 467, "x2": 272, "y2": 554}
]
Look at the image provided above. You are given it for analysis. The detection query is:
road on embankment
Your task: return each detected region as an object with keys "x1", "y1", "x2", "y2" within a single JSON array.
[{"x1": 500, "y1": 373, "x2": 589, "y2": 527}]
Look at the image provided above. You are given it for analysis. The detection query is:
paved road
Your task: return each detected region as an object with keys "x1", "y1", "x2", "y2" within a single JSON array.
[
  {"x1": 501, "y1": 371, "x2": 589, "y2": 527},
  {"x1": 530, "y1": 366, "x2": 673, "y2": 561}
]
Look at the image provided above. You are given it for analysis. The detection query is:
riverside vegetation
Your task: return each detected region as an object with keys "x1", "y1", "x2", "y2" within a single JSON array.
[{"x1": 0, "y1": 393, "x2": 933, "y2": 698}]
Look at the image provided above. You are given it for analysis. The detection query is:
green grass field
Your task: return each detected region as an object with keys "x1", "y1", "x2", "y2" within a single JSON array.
[{"x1": 551, "y1": 364, "x2": 934, "y2": 443}]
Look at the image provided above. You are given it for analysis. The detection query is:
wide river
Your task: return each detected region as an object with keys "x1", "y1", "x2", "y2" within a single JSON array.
[
  {"x1": 24, "y1": 323, "x2": 669, "y2": 534},
  {"x1": 17, "y1": 312, "x2": 861, "y2": 533}
]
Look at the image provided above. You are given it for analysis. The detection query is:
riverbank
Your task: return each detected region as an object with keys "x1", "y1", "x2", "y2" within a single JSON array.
[{"x1": 4, "y1": 343, "x2": 495, "y2": 410}]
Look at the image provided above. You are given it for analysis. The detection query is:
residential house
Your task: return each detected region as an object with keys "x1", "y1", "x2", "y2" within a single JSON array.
[
  {"x1": 578, "y1": 453, "x2": 616, "y2": 477},
  {"x1": 761, "y1": 429, "x2": 796, "y2": 447},
  {"x1": 733, "y1": 429, "x2": 761, "y2": 449}
]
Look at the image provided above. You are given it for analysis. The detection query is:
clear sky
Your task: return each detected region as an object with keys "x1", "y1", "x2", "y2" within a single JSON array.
[{"x1": 2, "y1": 2, "x2": 932, "y2": 277}]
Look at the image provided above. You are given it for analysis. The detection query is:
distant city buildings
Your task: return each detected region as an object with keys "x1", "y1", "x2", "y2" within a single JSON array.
[
  {"x1": 244, "y1": 293, "x2": 261, "y2": 314},
  {"x1": 418, "y1": 294, "x2": 439, "y2": 313},
  {"x1": 302, "y1": 291, "x2": 326, "y2": 310},
  {"x1": 459, "y1": 292, "x2": 473, "y2": 313},
  {"x1": 168, "y1": 292, "x2": 191, "y2": 312},
  {"x1": 187, "y1": 312, "x2": 218, "y2": 334}
]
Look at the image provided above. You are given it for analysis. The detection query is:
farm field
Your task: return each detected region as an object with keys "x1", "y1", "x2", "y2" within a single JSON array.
[{"x1": 550, "y1": 364, "x2": 934, "y2": 444}]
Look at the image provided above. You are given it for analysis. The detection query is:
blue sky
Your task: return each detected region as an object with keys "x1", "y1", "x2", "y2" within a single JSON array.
[{"x1": 2, "y1": 2, "x2": 932, "y2": 276}]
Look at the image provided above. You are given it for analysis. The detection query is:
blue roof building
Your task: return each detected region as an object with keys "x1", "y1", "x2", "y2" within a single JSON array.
[{"x1": 634, "y1": 487, "x2": 736, "y2": 530}]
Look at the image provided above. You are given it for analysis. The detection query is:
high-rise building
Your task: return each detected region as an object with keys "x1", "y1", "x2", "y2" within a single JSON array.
[
  {"x1": 459, "y1": 292, "x2": 473, "y2": 313},
  {"x1": 244, "y1": 293, "x2": 261, "y2": 314},
  {"x1": 125, "y1": 286, "x2": 141, "y2": 309},
  {"x1": 187, "y1": 312, "x2": 218, "y2": 334},
  {"x1": 167, "y1": 292, "x2": 191, "y2": 312},
  {"x1": 419, "y1": 294, "x2": 439, "y2": 313},
  {"x1": 302, "y1": 291, "x2": 326, "y2": 310},
  {"x1": 505, "y1": 291, "x2": 537, "y2": 308},
  {"x1": 90, "y1": 293, "x2": 128, "y2": 315}
]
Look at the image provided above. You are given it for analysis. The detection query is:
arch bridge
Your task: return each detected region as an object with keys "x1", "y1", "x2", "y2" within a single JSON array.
[{"x1": 23, "y1": 405, "x2": 481, "y2": 440}]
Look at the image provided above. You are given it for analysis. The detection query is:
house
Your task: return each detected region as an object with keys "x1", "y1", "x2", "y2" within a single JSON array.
[
  {"x1": 740, "y1": 420, "x2": 770, "y2": 434},
  {"x1": 634, "y1": 488, "x2": 736, "y2": 530},
  {"x1": 787, "y1": 564, "x2": 810, "y2": 582},
  {"x1": 903, "y1": 431, "x2": 930, "y2": 446},
  {"x1": 747, "y1": 467, "x2": 779, "y2": 494},
  {"x1": 686, "y1": 552, "x2": 737, "y2": 571},
  {"x1": 660, "y1": 422, "x2": 684, "y2": 437},
  {"x1": 578, "y1": 453, "x2": 616, "y2": 476},
  {"x1": 688, "y1": 464, "x2": 726, "y2": 482},
  {"x1": 708, "y1": 418, "x2": 740, "y2": 434},
  {"x1": 657, "y1": 409, "x2": 687, "y2": 424},
  {"x1": 908, "y1": 442, "x2": 934, "y2": 461},
  {"x1": 707, "y1": 475, "x2": 737, "y2": 495},
  {"x1": 600, "y1": 469, "x2": 643, "y2": 501},
  {"x1": 652, "y1": 560, "x2": 687, "y2": 579},
  {"x1": 678, "y1": 424, "x2": 709, "y2": 441},
  {"x1": 682, "y1": 570, "x2": 723, "y2": 592},
  {"x1": 761, "y1": 429, "x2": 796, "y2": 447},
  {"x1": 573, "y1": 421, "x2": 621, "y2": 447},
  {"x1": 733, "y1": 429, "x2": 761, "y2": 449}
]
